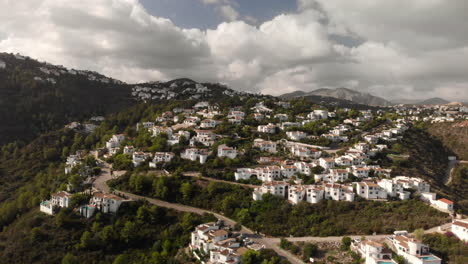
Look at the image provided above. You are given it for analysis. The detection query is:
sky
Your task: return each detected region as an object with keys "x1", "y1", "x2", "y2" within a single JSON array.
[{"x1": 0, "y1": 0, "x2": 467, "y2": 101}]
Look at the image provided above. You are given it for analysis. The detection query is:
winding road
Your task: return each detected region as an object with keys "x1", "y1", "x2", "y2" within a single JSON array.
[
  {"x1": 445, "y1": 159, "x2": 468, "y2": 185},
  {"x1": 93, "y1": 160, "x2": 453, "y2": 264}
]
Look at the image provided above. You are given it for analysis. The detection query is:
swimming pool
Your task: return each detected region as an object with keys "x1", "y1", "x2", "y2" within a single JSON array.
[
  {"x1": 421, "y1": 255, "x2": 439, "y2": 260},
  {"x1": 377, "y1": 261, "x2": 395, "y2": 264}
]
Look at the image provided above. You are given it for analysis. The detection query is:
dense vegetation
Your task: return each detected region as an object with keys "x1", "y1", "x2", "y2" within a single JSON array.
[
  {"x1": 109, "y1": 173, "x2": 450, "y2": 237},
  {"x1": 423, "y1": 233, "x2": 468, "y2": 264},
  {"x1": 0, "y1": 200, "x2": 217, "y2": 264},
  {"x1": 428, "y1": 122, "x2": 468, "y2": 160},
  {"x1": 449, "y1": 164, "x2": 468, "y2": 214},
  {"x1": 0, "y1": 53, "x2": 134, "y2": 145}
]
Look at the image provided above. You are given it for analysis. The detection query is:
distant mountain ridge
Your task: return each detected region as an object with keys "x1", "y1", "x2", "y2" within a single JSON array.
[
  {"x1": 392, "y1": 97, "x2": 452, "y2": 105},
  {"x1": 280, "y1": 87, "x2": 392, "y2": 106}
]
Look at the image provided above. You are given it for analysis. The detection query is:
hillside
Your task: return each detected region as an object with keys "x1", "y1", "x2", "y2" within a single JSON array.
[
  {"x1": 280, "y1": 87, "x2": 392, "y2": 106},
  {"x1": 428, "y1": 121, "x2": 468, "y2": 160},
  {"x1": 301, "y1": 95, "x2": 385, "y2": 110},
  {"x1": 417, "y1": 97, "x2": 450, "y2": 105},
  {"x1": 392, "y1": 98, "x2": 451, "y2": 105},
  {"x1": 0, "y1": 54, "x2": 268, "y2": 146},
  {"x1": 0, "y1": 53, "x2": 134, "y2": 145}
]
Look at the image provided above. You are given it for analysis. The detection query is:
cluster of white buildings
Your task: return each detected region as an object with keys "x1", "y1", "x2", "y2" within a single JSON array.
[
  {"x1": 389, "y1": 232, "x2": 441, "y2": 264},
  {"x1": 40, "y1": 190, "x2": 128, "y2": 218},
  {"x1": 190, "y1": 221, "x2": 263, "y2": 264},
  {"x1": 352, "y1": 230, "x2": 444, "y2": 264}
]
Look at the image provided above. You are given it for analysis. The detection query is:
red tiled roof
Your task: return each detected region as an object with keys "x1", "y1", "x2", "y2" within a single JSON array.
[{"x1": 438, "y1": 198, "x2": 454, "y2": 204}]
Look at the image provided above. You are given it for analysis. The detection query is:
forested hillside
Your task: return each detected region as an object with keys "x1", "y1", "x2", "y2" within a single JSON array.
[
  {"x1": 428, "y1": 121, "x2": 468, "y2": 160},
  {"x1": 0, "y1": 53, "x2": 133, "y2": 145}
]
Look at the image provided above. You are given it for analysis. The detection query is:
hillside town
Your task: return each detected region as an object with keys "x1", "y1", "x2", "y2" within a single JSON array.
[{"x1": 34, "y1": 95, "x2": 468, "y2": 263}]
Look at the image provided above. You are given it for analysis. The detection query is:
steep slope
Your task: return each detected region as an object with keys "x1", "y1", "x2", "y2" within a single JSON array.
[
  {"x1": 417, "y1": 97, "x2": 450, "y2": 105},
  {"x1": 278, "y1": 90, "x2": 307, "y2": 100},
  {"x1": 0, "y1": 54, "x2": 268, "y2": 146},
  {"x1": 428, "y1": 121, "x2": 468, "y2": 160},
  {"x1": 281, "y1": 88, "x2": 392, "y2": 106},
  {"x1": 0, "y1": 53, "x2": 134, "y2": 145}
]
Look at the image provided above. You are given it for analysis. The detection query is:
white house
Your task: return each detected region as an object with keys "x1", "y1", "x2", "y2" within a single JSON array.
[
  {"x1": 152, "y1": 126, "x2": 173, "y2": 137},
  {"x1": 356, "y1": 182, "x2": 388, "y2": 200},
  {"x1": 168, "y1": 130, "x2": 191, "y2": 145},
  {"x1": 123, "y1": 146, "x2": 135, "y2": 155},
  {"x1": 79, "y1": 204, "x2": 97, "y2": 218},
  {"x1": 394, "y1": 176, "x2": 431, "y2": 193},
  {"x1": 217, "y1": 144, "x2": 237, "y2": 159},
  {"x1": 281, "y1": 165, "x2": 299, "y2": 178},
  {"x1": 308, "y1": 109, "x2": 328, "y2": 120},
  {"x1": 319, "y1": 158, "x2": 335, "y2": 170},
  {"x1": 288, "y1": 185, "x2": 306, "y2": 204},
  {"x1": 253, "y1": 181, "x2": 289, "y2": 201},
  {"x1": 434, "y1": 198, "x2": 454, "y2": 213},
  {"x1": 294, "y1": 162, "x2": 315, "y2": 176},
  {"x1": 305, "y1": 185, "x2": 325, "y2": 204},
  {"x1": 132, "y1": 152, "x2": 152, "y2": 167},
  {"x1": 328, "y1": 169, "x2": 349, "y2": 182},
  {"x1": 181, "y1": 148, "x2": 209, "y2": 164},
  {"x1": 91, "y1": 193, "x2": 127, "y2": 214},
  {"x1": 286, "y1": 131, "x2": 307, "y2": 141},
  {"x1": 184, "y1": 116, "x2": 200, "y2": 126},
  {"x1": 257, "y1": 166, "x2": 282, "y2": 182},
  {"x1": 40, "y1": 200, "x2": 55, "y2": 215},
  {"x1": 253, "y1": 139, "x2": 277, "y2": 153},
  {"x1": 191, "y1": 222, "x2": 249, "y2": 264},
  {"x1": 378, "y1": 179, "x2": 410, "y2": 200},
  {"x1": 200, "y1": 119, "x2": 220, "y2": 128},
  {"x1": 324, "y1": 183, "x2": 355, "y2": 201},
  {"x1": 234, "y1": 168, "x2": 259, "y2": 181},
  {"x1": 289, "y1": 145, "x2": 321, "y2": 159},
  {"x1": 106, "y1": 134, "x2": 125, "y2": 150},
  {"x1": 275, "y1": 113, "x2": 289, "y2": 121},
  {"x1": 335, "y1": 156, "x2": 352, "y2": 167},
  {"x1": 351, "y1": 239, "x2": 397, "y2": 264},
  {"x1": 210, "y1": 241, "x2": 246, "y2": 264},
  {"x1": 51, "y1": 191, "x2": 72, "y2": 208},
  {"x1": 391, "y1": 234, "x2": 441, "y2": 264},
  {"x1": 190, "y1": 222, "x2": 228, "y2": 253},
  {"x1": 257, "y1": 123, "x2": 277, "y2": 134},
  {"x1": 190, "y1": 130, "x2": 218, "y2": 147},
  {"x1": 452, "y1": 220, "x2": 468, "y2": 242},
  {"x1": 351, "y1": 167, "x2": 371, "y2": 178},
  {"x1": 65, "y1": 154, "x2": 81, "y2": 174},
  {"x1": 149, "y1": 152, "x2": 175, "y2": 167}
]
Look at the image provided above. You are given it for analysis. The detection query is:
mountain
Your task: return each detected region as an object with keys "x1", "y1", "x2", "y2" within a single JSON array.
[
  {"x1": 278, "y1": 90, "x2": 307, "y2": 100},
  {"x1": 0, "y1": 53, "x2": 135, "y2": 145},
  {"x1": 280, "y1": 87, "x2": 392, "y2": 106},
  {"x1": 0, "y1": 53, "x2": 268, "y2": 146},
  {"x1": 417, "y1": 97, "x2": 450, "y2": 105},
  {"x1": 392, "y1": 97, "x2": 452, "y2": 105}
]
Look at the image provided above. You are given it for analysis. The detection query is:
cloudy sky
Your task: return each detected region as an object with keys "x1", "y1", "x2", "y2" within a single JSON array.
[{"x1": 0, "y1": 0, "x2": 467, "y2": 101}]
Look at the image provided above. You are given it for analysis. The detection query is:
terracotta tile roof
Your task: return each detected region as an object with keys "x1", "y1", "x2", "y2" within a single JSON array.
[
  {"x1": 212, "y1": 229, "x2": 228, "y2": 237},
  {"x1": 438, "y1": 198, "x2": 454, "y2": 204},
  {"x1": 52, "y1": 191, "x2": 71, "y2": 198},
  {"x1": 453, "y1": 221, "x2": 468, "y2": 229}
]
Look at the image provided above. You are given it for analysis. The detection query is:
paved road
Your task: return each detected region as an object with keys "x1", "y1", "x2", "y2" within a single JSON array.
[{"x1": 93, "y1": 160, "x2": 452, "y2": 264}]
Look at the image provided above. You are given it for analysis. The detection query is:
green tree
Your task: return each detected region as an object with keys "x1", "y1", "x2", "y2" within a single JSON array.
[
  {"x1": 62, "y1": 253, "x2": 79, "y2": 264},
  {"x1": 303, "y1": 243, "x2": 318, "y2": 259},
  {"x1": 341, "y1": 236, "x2": 352, "y2": 251}
]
